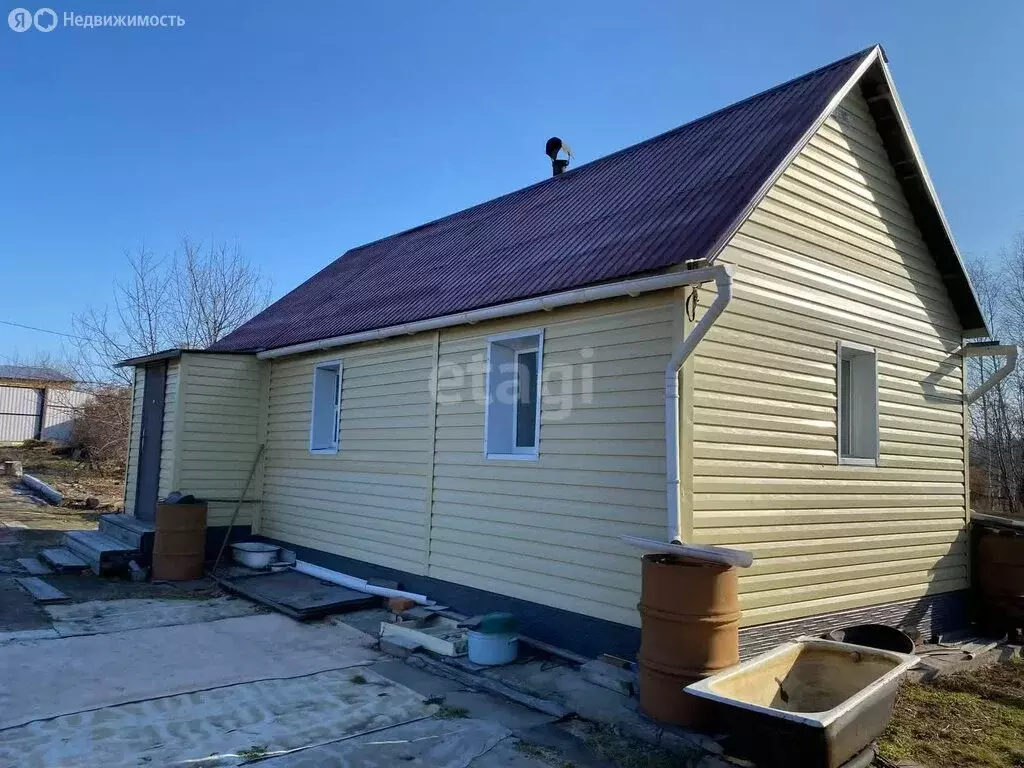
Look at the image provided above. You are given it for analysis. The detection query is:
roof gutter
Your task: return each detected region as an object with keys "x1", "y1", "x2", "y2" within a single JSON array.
[
  {"x1": 256, "y1": 266, "x2": 729, "y2": 360},
  {"x1": 962, "y1": 342, "x2": 1019, "y2": 405}
]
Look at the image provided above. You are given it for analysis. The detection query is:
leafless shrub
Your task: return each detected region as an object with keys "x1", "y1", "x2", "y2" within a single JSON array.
[{"x1": 73, "y1": 386, "x2": 132, "y2": 466}]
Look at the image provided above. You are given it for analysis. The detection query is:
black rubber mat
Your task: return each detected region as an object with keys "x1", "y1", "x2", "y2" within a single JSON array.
[{"x1": 222, "y1": 569, "x2": 378, "y2": 620}]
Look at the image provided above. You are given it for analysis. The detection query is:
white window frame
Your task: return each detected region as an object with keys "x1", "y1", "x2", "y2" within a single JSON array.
[
  {"x1": 836, "y1": 341, "x2": 879, "y2": 467},
  {"x1": 308, "y1": 360, "x2": 342, "y2": 455},
  {"x1": 483, "y1": 329, "x2": 544, "y2": 461}
]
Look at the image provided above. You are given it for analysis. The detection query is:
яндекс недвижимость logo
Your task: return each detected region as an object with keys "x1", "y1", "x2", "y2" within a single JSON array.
[
  {"x1": 8, "y1": 7, "x2": 56, "y2": 31},
  {"x1": 8, "y1": 8, "x2": 184, "y2": 31}
]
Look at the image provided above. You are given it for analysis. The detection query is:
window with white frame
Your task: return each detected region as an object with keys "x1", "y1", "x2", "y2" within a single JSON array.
[
  {"x1": 837, "y1": 341, "x2": 878, "y2": 465},
  {"x1": 485, "y1": 330, "x2": 543, "y2": 459},
  {"x1": 309, "y1": 361, "x2": 342, "y2": 454}
]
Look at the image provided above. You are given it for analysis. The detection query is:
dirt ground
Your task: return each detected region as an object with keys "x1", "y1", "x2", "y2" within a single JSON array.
[
  {"x1": 879, "y1": 656, "x2": 1024, "y2": 768},
  {"x1": 0, "y1": 482, "x2": 217, "y2": 633},
  {"x1": 0, "y1": 441, "x2": 124, "y2": 509}
]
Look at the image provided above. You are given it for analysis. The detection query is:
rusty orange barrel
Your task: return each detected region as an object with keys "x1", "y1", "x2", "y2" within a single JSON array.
[
  {"x1": 976, "y1": 527, "x2": 1024, "y2": 629},
  {"x1": 152, "y1": 502, "x2": 208, "y2": 581},
  {"x1": 638, "y1": 554, "x2": 740, "y2": 726}
]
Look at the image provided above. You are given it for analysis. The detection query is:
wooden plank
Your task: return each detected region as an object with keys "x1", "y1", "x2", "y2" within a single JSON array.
[
  {"x1": 38, "y1": 547, "x2": 88, "y2": 572},
  {"x1": 15, "y1": 577, "x2": 68, "y2": 603},
  {"x1": 16, "y1": 557, "x2": 52, "y2": 575}
]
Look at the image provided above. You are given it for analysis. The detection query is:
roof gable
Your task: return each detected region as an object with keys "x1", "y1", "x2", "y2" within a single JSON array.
[{"x1": 210, "y1": 45, "x2": 984, "y2": 353}]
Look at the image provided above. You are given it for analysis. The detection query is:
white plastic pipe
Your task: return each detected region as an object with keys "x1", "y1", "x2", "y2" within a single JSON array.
[
  {"x1": 256, "y1": 266, "x2": 730, "y2": 359},
  {"x1": 665, "y1": 264, "x2": 734, "y2": 543},
  {"x1": 295, "y1": 560, "x2": 430, "y2": 604},
  {"x1": 22, "y1": 474, "x2": 63, "y2": 506},
  {"x1": 962, "y1": 342, "x2": 1019, "y2": 405}
]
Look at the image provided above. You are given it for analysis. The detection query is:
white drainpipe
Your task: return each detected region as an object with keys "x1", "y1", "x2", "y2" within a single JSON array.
[
  {"x1": 665, "y1": 264, "x2": 734, "y2": 543},
  {"x1": 962, "y1": 341, "x2": 1019, "y2": 404}
]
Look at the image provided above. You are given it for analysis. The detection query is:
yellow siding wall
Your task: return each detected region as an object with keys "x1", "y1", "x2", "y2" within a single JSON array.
[
  {"x1": 123, "y1": 366, "x2": 144, "y2": 512},
  {"x1": 176, "y1": 354, "x2": 264, "y2": 526},
  {"x1": 429, "y1": 294, "x2": 676, "y2": 627},
  {"x1": 689, "y1": 88, "x2": 967, "y2": 627},
  {"x1": 260, "y1": 338, "x2": 436, "y2": 573}
]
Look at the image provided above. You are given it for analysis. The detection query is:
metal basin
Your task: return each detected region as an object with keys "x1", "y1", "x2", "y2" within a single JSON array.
[{"x1": 685, "y1": 638, "x2": 918, "y2": 768}]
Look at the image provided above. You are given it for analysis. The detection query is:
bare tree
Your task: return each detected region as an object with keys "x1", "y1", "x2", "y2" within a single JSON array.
[
  {"x1": 71, "y1": 238, "x2": 271, "y2": 384},
  {"x1": 169, "y1": 238, "x2": 271, "y2": 348},
  {"x1": 967, "y1": 234, "x2": 1024, "y2": 516}
]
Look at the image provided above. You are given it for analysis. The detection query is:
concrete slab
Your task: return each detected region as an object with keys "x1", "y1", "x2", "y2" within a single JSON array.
[
  {"x1": 44, "y1": 596, "x2": 260, "y2": 636},
  {"x1": 370, "y1": 660, "x2": 465, "y2": 698},
  {"x1": 262, "y1": 716, "x2": 512, "y2": 768},
  {"x1": 0, "y1": 668, "x2": 433, "y2": 767},
  {"x1": 0, "y1": 613, "x2": 380, "y2": 729},
  {"x1": 0, "y1": 627, "x2": 59, "y2": 644}
]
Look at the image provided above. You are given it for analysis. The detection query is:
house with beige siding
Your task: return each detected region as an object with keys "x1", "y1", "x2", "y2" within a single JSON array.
[{"x1": 118, "y1": 45, "x2": 1009, "y2": 657}]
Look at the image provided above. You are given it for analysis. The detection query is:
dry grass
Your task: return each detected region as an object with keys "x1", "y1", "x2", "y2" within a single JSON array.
[
  {"x1": 0, "y1": 442, "x2": 123, "y2": 509},
  {"x1": 880, "y1": 657, "x2": 1024, "y2": 767}
]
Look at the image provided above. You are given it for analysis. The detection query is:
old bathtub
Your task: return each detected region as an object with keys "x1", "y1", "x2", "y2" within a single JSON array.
[{"x1": 685, "y1": 637, "x2": 918, "y2": 768}]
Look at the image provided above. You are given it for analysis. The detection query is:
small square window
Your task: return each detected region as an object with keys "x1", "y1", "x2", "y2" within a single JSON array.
[
  {"x1": 485, "y1": 330, "x2": 543, "y2": 460},
  {"x1": 837, "y1": 342, "x2": 878, "y2": 465},
  {"x1": 309, "y1": 361, "x2": 342, "y2": 454}
]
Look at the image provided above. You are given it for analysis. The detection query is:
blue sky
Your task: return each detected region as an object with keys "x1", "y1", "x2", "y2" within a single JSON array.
[{"x1": 2, "y1": 0, "x2": 1022, "y2": 360}]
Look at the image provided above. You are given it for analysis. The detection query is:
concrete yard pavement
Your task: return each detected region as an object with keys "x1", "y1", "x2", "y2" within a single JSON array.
[
  {"x1": 0, "y1": 607, "x2": 616, "y2": 767},
  {"x1": 0, "y1": 487, "x2": 713, "y2": 767}
]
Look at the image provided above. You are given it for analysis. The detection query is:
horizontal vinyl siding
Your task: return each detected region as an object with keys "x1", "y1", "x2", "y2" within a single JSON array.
[
  {"x1": 176, "y1": 354, "x2": 263, "y2": 526},
  {"x1": 123, "y1": 366, "x2": 144, "y2": 512},
  {"x1": 158, "y1": 360, "x2": 179, "y2": 498},
  {"x1": 691, "y1": 89, "x2": 967, "y2": 627},
  {"x1": 260, "y1": 338, "x2": 436, "y2": 573},
  {"x1": 430, "y1": 294, "x2": 676, "y2": 627}
]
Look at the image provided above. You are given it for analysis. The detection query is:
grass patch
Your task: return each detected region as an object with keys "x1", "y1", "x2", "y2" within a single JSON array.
[
  {"x1": 514, "y1": 740, "x2": 574, "y2": 766},
  {"x1": 566, "y1": 719, "x2": 698, "y2": 768},
  {"x1": 880, "y1": 658, "x2": 1024, "y2": 767},
  {"x1": 238, "y1": 744, "x2": 270, "y2": 760},
  {"x1": 434, "y1": 703, "x2": 470, "y2": 719}
]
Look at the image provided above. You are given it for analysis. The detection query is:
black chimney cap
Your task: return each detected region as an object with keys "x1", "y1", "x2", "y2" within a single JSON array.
[{"x1": 545, "y1": 137, "x2": 573, "y2": 176}]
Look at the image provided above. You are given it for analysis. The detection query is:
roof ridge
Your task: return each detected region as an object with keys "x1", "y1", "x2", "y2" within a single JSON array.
[{"x1": 337, "y1": 44, "x2": 879, "y2": 258}]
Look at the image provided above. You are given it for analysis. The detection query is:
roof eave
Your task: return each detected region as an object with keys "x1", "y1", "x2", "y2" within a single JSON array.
[{"x1": 116, "y1": 346, "x2": 263, "y2": 368}]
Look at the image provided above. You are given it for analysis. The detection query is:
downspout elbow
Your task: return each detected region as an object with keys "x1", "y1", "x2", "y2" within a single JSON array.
[{"x1": 963, "y1": 342, "x2": 1018, "y2": 405}]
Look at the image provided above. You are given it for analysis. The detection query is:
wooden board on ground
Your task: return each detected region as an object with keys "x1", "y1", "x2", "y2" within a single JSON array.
[
  {"x1": 15, "y1": 576, "x2": 69, "y2": 603},
  {"x1": 222, "y1": 569, "x2": 379, "y2": 620},
  {"x1": 380, "y1": 616, "x2": 468, "y2": 657},
  {"x1": 16, "y1": 558, "x2": 53, "y2": 575},
  {"x1": 38, "y1": 547, "x2": 89, "y2": 572}
]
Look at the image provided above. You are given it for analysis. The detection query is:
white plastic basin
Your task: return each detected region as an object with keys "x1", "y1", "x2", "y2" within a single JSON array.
[{"x1": 231, "y1": 542, "x2": 280, "y2": 569}]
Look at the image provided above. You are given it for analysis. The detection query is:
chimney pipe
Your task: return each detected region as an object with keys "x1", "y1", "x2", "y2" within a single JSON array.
[{"x1": 545, "y1": 137, "x2": 572, "y2": 177}]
